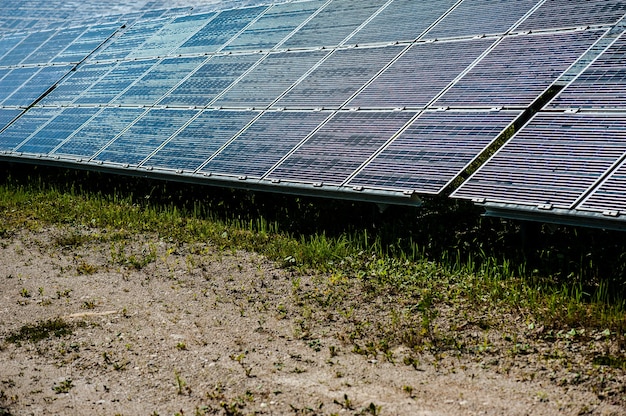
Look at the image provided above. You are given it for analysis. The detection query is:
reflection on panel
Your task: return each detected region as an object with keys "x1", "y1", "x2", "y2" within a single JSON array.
[
  {"x1": 349, "y1": 110, "x2": 521, "y2": 194},
  {"x1": 90, "y1": 19, "x2": 166, "y2": 61},
  {"x1": 3, "y1": 65, "x2": 73, "y2": 107},
  {"x1": 202, "y1": 111, "x2": 330, "y2": 177},
  {"x1": 40, "y1": 62, "x2": 116, "y2": 105},
  {"x1": 146, "y1": 110, "x2": 258, "y2": 171},
  {"x1": 268, "y1": 111, "x2": 416, "y2": 185},
  {"x1": 53, "y1": 23, "x2": 120, "y2": 63},
  {"x1": 517, "y1": 0, "x2": 626, "y2": 31}
]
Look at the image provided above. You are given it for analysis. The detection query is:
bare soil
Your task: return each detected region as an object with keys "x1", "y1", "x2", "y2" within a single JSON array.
[{"x1": 0, "y1": 226, "x2": 625, "y2": 415}]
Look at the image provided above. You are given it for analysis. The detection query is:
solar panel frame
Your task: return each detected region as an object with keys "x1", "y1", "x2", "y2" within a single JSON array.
[
  {"x1": 434, "y1": 30, "x2": 606, "y2": 109},
  {"x1": 452, "y1": 112, "x2": 626, "y2": 209},
  {"x1": 348, "y1": 110, "x2": 522, "y2": 194}
]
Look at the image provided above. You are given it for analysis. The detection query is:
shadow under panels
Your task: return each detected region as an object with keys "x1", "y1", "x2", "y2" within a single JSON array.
[{"x1": 452, "y1": 112, "x2": 626, "y2": 210}]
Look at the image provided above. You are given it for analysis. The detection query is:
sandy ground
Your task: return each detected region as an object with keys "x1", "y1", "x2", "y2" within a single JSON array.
[{"x1": 0, "y1": 226, "x2": 625, "y2": 416}]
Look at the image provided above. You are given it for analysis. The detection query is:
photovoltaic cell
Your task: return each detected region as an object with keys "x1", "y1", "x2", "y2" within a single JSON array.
[
  {"x1": 579, "y1": 159, "x2": 626, "y2": 213},
  {"x1": 146, "y1": 110, "x2": 258, "y2": 171},
  {"x1": 174, "y1": 6, "x2": 267, "y2": 55},
  {"x1": 158, "y1": 53, "x2": 261, "y2": 107},
  {"x1": 424, "y1": 0, "x2": 539, "y2": 40},
  {"x1": 452, "y1": 112, "x2": 626, "y2": 209},
  {"x1": 434, "y1": 30, "x2": 604, "y2": 108},
  {"x1": 127, "y1": 12, "x2": 214, "y2": 59},
  {"x1": 53, "y1": 23, "x2": 120, "y2": 63},
  {"x1": 89, "y1": 19, "x2": 166, "y2": 61},
  {"x1": 0, "y1": 107, "x2": 63, "y2": 151},
  {"x1": 348, "y1": 38, "x2": 495, "y2": 110},
  {"x1": 348, "y1": 0, "x2": 457, "y2": 45},
  {"x1": 53, "y1": 107, "x2": 146, "y2": 159},
  {"x1": 202, "y1": 111, "x2": 330, "y2": 178},
  {"x1": 0, "y1": 108, "x2": 23, "y2": 131},
  {"x1": 74, "y1": 58, "x2": 158, "y2": 105},
  {"x1": 0, "y1": 67, "x2": 40, "y2": 103},
  {"x1": 0, "y1": 33, "x2": 28, "y2": 64},
  {"x1": 348, "y1": 110, "x2": 521, "y2": 194},
  {"x1": 281, "y1": 0, "x2": 387, "y2": 49},
  {"x1": 21, "y1": 26, "x2": 84, "y2": 65},
  {"x1": 94, "y1": 108, "x2": 198, "y2": 165},
  {"x1": 549, "y1": 33, "x2": 626, "y2": 110},
  {"x1": 15, "y1": 107, "x2": 100, "y2": 154},
  {"x1": 214, "y1": 50, "x2": 328, "y2": 108},
  {"x1": 39, "y1": 62, "x2": 117, "y2": 106},
  {"x1": 113, "y1": 56, "x2": 205, "y2": 105},
  {"x1": 223, "y1": 0, "x2": 325, "y2": 52},
  {"x1": 275, "y1": 46, "x2": 404, "y2": 110},
  {"x1": 517, "y1": 0, "x2": 626, "y2": 31},
  {"x1": 2, "y1": 64, "x2": 73, "y2": 107},
  {"x1": 0, "y1": 29, "x2": 55, "y2": 67},
  {"x1": 268, "y1": 111, "x2": 416, "y2": 185}
]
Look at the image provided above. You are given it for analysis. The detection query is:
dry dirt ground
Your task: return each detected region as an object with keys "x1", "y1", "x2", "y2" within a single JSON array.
[{"x1": 0, "y1": 226, "x2": 625, "y2": 416}]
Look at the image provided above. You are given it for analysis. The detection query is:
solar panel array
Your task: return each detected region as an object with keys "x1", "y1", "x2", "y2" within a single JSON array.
[{"x1": 1, "y1": 0, "x2": 626, "y2": 225}]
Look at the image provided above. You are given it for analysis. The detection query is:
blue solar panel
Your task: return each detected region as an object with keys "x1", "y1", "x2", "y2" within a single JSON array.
[
  {"x1": 434, "y1": 30, "x2": 604, "y2": 108},
  {"x1": 158, "y1": 53, "x2": 261, "y2": 107},
  {"x1": 348, "y1": 38, "x2": 495, "y2": 110},
  {"x1": 214, "y1": 50, "x2": 328, "y2": 108},
  {"x1": 21, "y1": 27, "x2": 84, "y2": 65},
  {"x1": 74, "y1": 59, "x2": 158, "y2": 105},
  {"x1": 174, "y1": 6, "x2": 267, "y2": 55},
  {"x1": 39, "y1": 62, "x2": 117, "y2": 106},
  {"x1": 0, "y1": 108, "x2": 23, "y2": 132},
  {"x1": 145, "y1": 110, "x2": 258, "y2": 171},
  {"x1": 202, "y1": 111, "x2": 330, "y2": 178},
  {"x1": 0, "y1": 67, "x2": 40, "y2": 103},
  {"x1": 424, "y1": 0, "x2": 540, "y2": 40},
  {"x1": 0, "y1": 107, "x2": 63, "y2": 151},
  {"x1": 90, "y1": 19, "x2": 166, "y2": 61},
  {"x1": 15, "y1": 107, "x2": 100, "y2": 154},
  {"x1": 549, "y1": 33, "x2": 626, "y2": 110},
  {"x1": 94, "y1": 108, "x2": 198, "y2": 165},
  {"x1": 348, "y1": 0, "x2": 457, "y2": 45},
  {"x1": 452, "y1": 112, "x2": 626, "y2": 209},
  {"x1": 517, "y1": 0, "x2": 626, "y2": 31},
  {"x1": 579, "y1": 159, "x2": 626, "y2": 214},
  {"x1": 53, "y1": 107, "x2": 146, "y2": 159},
  {"x1": 113, "y1": 56, "x2": 205, "y2": 105},
  {"x1": 53, "y1": 23, "x2": 120, "y2": 63},
  {"x1": 2, "y1": 65, "x2": 73, "y2": 107},
  {"x1": 268, "y1": 111, "x2": 416, "y2": 185},
  {"x1": 127, "y1": 13, "x2": 214, "y2": 59},
  {"x1": 0, "y1": 30, "x2": 55, "y2": 67},
  {"x1": 0, "y1": 33, "x2": 29, "y2": 64},
  {"x1": 223, "y1": 0, "x2": 325, "y2": 52},
  {"x1": 275, "y1": 45, "x2": 405, "y2": 110},
  {"x1": 348, "y1": 110, "x2": 521, "y2": 194},
  {"x1": 281, "y1": 0, "x2": 387, "y2": 49}
]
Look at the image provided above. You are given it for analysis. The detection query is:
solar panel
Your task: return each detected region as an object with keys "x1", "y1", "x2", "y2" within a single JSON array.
[
  {"x1": 223, "y1": 0, "x2": 326, "y2": 52},
  {"x1": 348, "y1": 110, "x2": 521, "y2": 194},
  {"x1": 39, "y1": 62, "x2": 117, "y2": 106},
  {"x1": 0, "y1": 33, "x2": 29, "y2": 64},
  {"x1": 145, "y1": 109, "x2": 259, "y2": 171},
  {"x1": 93, "y1": 108, "x2": 198, "y2": 165},
  {"x1": 347, "y1": 0, "x2": 457, "y2": 45},
  {"x1": 424, "y1": 0, "x2": 539, "y2": 40},
  {"x1": 434, "y1": 30, "x2": 604, "y2": 108},
  {"x1": 452, "y1": 112, "x2": 626, "y2": 209},
  {"x1": 0, "y1": 107, "x2": 64, "y2": 151},
  {"x1": 0, "y1": 108, "x2": 23, "y2": 132},
  {"x1": 516, "y1": 0, "x2": 626, "y2": 31},
  {"x1": 89, "y1": 19, "x2": 166, "y2": 61},
  {"x1": 74, "y1": 58, "x2": 158, "y2": 105},
  {"x1": 21, "y1": 26, "x2": 84, "y2": 65},
  {"x1": 2, "y1": 65, "x2": 73, "y2": 107},
  {"x1": 549, "y1": 33, "x2": 626, "y2": 110},
  {"x1": 201, "y1": 110, "x2": 330, "y2": 178},
  {"x1": 15, "y1": 107, "x2": 100, "y2": 154},
  {"x1": 173, "y1": 6, "x2": 267, "y2": 56},
  {"x1": 127, "y1": 13, "x2": 214, "y2": 59},
  {"x1": 113, "y1": 56, "x2": 206, "y2": 105},
  {"x1": 280, "y1": 0, "x2": 387, "y2": 49},
  {"x1": 579, "y1": 159, "x2": 626, "y2": 214},
  {"x1": 52, "y1": 23, "x2": 120, "y2": 63},
  {"x1": 157, "y1": 53, "x2": 262, "y2": 107},
  {"x1": 0, "y1": 29, "x2": 55, "y2": 67},
  {"x1": 267, "y1": 111, "x2": 416, "y2": 185},
  {"x1": 0, "y1": 67, "x2": 40, "y2": 103},
  {"x1": 53, "y1": 107, "x2": 146, "y2": 159},
  {"x1": 347, "y1": 38, "x2": 495, "y2": 110},
  {"x1": 213, "y1": 50, "x2": 329, "y2": 108},
  {"x1": 275, "y1": 45, "x2": 405, "y2": 110}
]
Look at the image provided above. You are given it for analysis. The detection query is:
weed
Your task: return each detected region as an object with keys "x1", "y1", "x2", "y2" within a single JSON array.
[
  {"x1": 176, "y1": 342, "x2": 187, "y2": 351},
  {"x1": 52, "y1": 379, "x2": 73, "y2": 394},
  {"x1": 5, "y1": 318, "x2": 73, "y2": 344},
  {"x1": 19, "y1": 289, "x2": 30, "y2": 298},
  {"x1": 174, "y1": 371, "x2": 190, "y2": 396}
]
